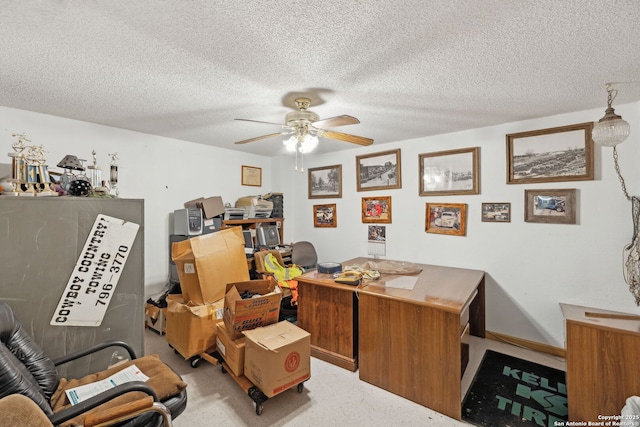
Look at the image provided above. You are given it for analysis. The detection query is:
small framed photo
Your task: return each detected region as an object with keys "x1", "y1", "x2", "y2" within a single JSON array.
[
  {"x1": 308, "y1": 164, "x2": 342, "y2": 199},
  {"x1": 425, "y1": 203, "x2": 467, "y2": 236},
  {"x1": 524, "y1": 189, "x2": 577, "y2": 224},
  {"x1": 314, "y1": 204, "x2": 337, "y2": 227},
  {"x1": 361, "y1": 196, "x2": 391, "y2": 224},
  {"x1": 481, "y1": 203, "x2": 511, "y2": 222},
  {"x1": 419, "y1": 147, "x2": 480, "y2": 196},
  {"x1": 356, "y1": 149, "x2": 402, "y2": 192},
  {"x1": 241, "y1": 165, "x2": 262, "y2": 186},
  {"x1": 506, "y1": 122, "x2": 594, "y2": 184}
]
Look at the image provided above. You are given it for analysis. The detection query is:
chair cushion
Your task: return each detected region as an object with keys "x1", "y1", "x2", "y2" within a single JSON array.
[
  {"x1": 51, "y1": 354, "x2": 187, "y2": 427},
  {"x1": 0, "y1": 394, "x2": 54, "y2": 427}
]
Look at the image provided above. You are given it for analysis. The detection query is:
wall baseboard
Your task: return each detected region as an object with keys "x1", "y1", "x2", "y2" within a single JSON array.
[{"x1": 485, "y1": 330, "x2": 566, "y2": 359}]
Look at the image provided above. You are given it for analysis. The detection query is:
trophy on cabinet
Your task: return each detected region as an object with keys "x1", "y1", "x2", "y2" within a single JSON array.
[{"x1": 5, "y1": 133, "x2": 29, "y2": 196}]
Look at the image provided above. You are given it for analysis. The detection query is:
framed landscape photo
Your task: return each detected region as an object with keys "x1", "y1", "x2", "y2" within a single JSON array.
[
  {"x1": 313, "y1": 203, "x2": 337, "y2": 227},
  {"x1": 481, "y1": 202, "x2": 511, "y2": 222},
  {"x1": 425, "y1": 202, "x2": 467, "y2": 236},
  {"x1": 308, "y1": 164, "x2": 342, "y2": 199},
  {"x1": 419, "y1": 147, "x2": 479, "y2": 196},
  {"x1": 241, "y1": 165, "x2": 262, "y2": 186},
  {"x1": 524, "y1": 188, "x2": 576, "y2": 224},
  {"x1": 356, "y1": 149, "x2": 402, "y2": 192},
  {"x1": 506, "y1": 122, "x2": 594, "y2": 184},
  {"x1": 361, "y1": 196, "x2": 391, "y2": 224}
]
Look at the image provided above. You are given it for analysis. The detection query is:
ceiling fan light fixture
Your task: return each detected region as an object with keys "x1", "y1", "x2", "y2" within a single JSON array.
[
  {"x1": 592, "y1": 84, "x2": 630, "y2": 147},
  {"x1": 299, "y1": 134, "x2": 319, "y2": 153},
  {"x1": 283, "y1": 135, "x2": 298, "y2": 152}
]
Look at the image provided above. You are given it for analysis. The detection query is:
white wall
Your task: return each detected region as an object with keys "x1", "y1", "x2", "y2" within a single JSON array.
[
  {"x1": 288, "y1": 102, "x2": 640, "y2": 348},
  {"x1": 2, "y1": 103, "x2": 638, "y2": 348}
]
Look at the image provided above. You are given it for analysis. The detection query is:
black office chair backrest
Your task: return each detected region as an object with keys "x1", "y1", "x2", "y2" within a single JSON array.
[
  {"x1": 291, "y1": 241, "x2": 318, "y2": 270},
  {"x1": 0, "y1": 302, "x2": 59, "y2": 415}
]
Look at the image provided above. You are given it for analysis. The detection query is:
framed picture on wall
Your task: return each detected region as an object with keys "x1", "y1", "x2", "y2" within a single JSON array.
[
  {"x1": 506, "y1": 122, "x2": 594, "y2": 184},
  {"x1": 356, "y1": 149, "x2": 402, "y2": 192},
  {"x1": 419, "y1": 147, "x2": 479, "y2": 196},
  {"x1": 361, "y1": 196, "x2": 391, "y2": 223},
  {"x1": 425, "y1": 202, "x2": 467, "y2": 236},
  {"x1": 313, "y1": 203, "x2": 337, "y2": 227},
  {"x1": 308, "y1": 164, "x2": 342, "y2": 199},
  {"x1": 481, "y1": 202, "x2": 511, "y2": 222},
  {"x1": 241, "y1": 165, "x2": 262, "y2": 186},
  {"x1": 524, "y1": 188, "x2": 576, "y2": 224}
]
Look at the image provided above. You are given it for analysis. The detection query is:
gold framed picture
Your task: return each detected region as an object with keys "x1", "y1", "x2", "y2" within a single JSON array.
[
  {"x1": 314, "y1": 204, "x2": 337, "y2": 227},
  {"x1": 241, "y1": 165, "x2": 262, "y2": 186},
  {"x1": 361, "y1": 196, "x2": 391, "y2": 223},
  {"x1": 419, "y1": 147, "x2": 479, "y2": 196},
  {"x1": 425, "y1": 202, "x2": 467, "y2": 236}
]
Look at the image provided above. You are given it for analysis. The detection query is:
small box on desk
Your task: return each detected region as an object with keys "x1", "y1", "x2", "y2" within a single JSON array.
[
  {"x1": 165, "y1": 294, "x2": 224, "y2": 359},
  {"x1": 243, "y1": 321, "x2": 311, "y2": 398},
  {"x1": 215, "y1": 322, "x2": 245, "y2": 376},
  {"x1": 223, "y1": 279, "x2": 281, "y2": 339}
]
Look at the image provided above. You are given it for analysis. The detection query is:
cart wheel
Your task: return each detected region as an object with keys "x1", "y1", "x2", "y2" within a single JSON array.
[
  {"x1": 220, "y1": 365, "x2": 227, "y2": 374},
  {"x1": 190, "y1": 356, "x2": 201, "y2": 368},
  {"x1": 255, "y1": 402, "x2": 263, "y2": 416},
  {"x1": 297, "y1": 383, "x2": 304, "y2": 393}
]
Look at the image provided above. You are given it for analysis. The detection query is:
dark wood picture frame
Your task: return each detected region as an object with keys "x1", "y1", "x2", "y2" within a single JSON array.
[
  {"x1": 361, "y1": 196, "x2": 391, "y2": 224},
  {"x1": 241, "y1": 165, "x2": 262, "y2": 187},
  {"x1": 524, "y1": 188, "x2": 577, "y2": 224},
  {"x1": 356, "y1": 149, "x2": 402, "y2": 192},
  {"x1": 425, "y1": 202, "x2": 467, "y2": 236},
  {"x1": 308, "y1": 164, "x2": 342, "y2": 199},
  {"x1": 506, "y1": 122, "x2": 594, "y2": 184},
  {"x1": 419, "y1": 147, "x2": 480, "y2": 196},
  {"x1": 313, "y1": 203, "x2": 337, "y2": 228},
  {"x1": 481, "y1": 202, "x2": 511, "y2": 222}
]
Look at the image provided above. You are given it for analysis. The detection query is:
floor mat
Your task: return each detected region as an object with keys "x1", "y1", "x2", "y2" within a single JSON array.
[{"x1": 462, "y1": 349, "x2": 567, "y2": 426}]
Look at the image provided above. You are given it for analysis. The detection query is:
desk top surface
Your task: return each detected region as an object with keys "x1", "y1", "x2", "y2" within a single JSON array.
[
  {"x1": 298, "y1": 257, "x2": 485, "y2": 314},
  {"x1": 561, "y1": 303, "x2": 640, "y2": 335}
]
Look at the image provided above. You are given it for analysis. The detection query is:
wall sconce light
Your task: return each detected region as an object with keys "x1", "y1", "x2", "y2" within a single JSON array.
[{"x1": 592, "y1": 82, "x2": 640, "y2": 305}]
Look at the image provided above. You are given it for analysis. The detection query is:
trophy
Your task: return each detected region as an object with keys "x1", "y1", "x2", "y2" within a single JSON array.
[
  {"x1": 33, "y1": 145, "x2": 56, "y2": 197},
  {"x1": 5, "y1": 133, "x2": 29, "y2": 196},
  {"x1": 108, "y1": 153, "x2": 119, "y2": 197}
]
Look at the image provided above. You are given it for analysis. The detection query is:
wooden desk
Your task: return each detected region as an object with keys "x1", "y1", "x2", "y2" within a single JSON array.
[
  {"x1": 296, "y1": 269, "x2": 360, "y2": 371},
  {"x1": 357, "y1": 258, "x2": 485, "y2": 421},
  {"x1": 562, "y1": 303, "x2": 640, "y2": 422}
]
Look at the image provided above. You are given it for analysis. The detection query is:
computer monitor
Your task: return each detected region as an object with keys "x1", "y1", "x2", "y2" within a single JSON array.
[
  {"x1": 256, "y1": 224, "x2": 280, "y2": 248},
  {"x1": 242, "y1": 230, "x2": 255, "y2": 254}
]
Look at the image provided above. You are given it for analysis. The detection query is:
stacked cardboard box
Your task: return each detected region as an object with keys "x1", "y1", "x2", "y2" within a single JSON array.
[
  {"x1": 166, "y1": 227, "x2": 249, "y2": 359},
  {"x1": 243, "y1": 321, "x2": 311, "y2": 397}
]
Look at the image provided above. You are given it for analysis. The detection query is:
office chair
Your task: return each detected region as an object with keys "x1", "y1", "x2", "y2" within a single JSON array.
[
  {"x1": 0, "y1": 301, "x2": 187, "y2": 427},
  {"x1": 291, "y1": 241, "x2": 318, "y2": 271},
  {"x1": 253, "y1": 249, "x2": 287, "y2": 280}
]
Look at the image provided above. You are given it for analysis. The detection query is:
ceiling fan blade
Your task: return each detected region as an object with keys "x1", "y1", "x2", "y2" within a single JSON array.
[
  {"x1": 234, "y1": 132, "x2": 283, "y2": 145},
  {"x1": 235, "y1": 118, "x2": 284, "y2": 126},
  {"x1": 313, "y1": 115, "x2": 360, "y2": 128},
  {"x1": 319, "y1": 130, "x2": 373, "y2": 146}
]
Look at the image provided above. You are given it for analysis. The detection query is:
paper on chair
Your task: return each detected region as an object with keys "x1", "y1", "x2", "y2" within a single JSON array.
[
  {"x1": 65, "y1": 364, "x2": 149, "y2": 405},
  {"x1": 384, "y1": 275, "x2": 418, "y2": 290}
]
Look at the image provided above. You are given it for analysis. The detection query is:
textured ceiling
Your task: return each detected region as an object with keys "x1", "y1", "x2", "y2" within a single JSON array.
[{"x1": 1, "y1": 1, "x2": 640, "y2": 157}]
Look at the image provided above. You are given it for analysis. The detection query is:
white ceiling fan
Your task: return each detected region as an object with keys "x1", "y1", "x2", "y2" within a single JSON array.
[{"x1": 234, "y1": 97, "x2": 374, "y2": 152}]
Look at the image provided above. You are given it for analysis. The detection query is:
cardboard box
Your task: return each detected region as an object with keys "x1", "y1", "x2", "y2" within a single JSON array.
[
  {"x1": 243, "y1": 321, "x2": 311, "y2": 398},
  {"x1": 165, "y1": 294, "x2": 224, "y2": 359},
  {"x1": 223, "y1": 279, "x2": 282, "y2": 339},
  {"x1": 145, "y1": 303, "x2": 166, "y2": 335},
  {"x1": 215, "y1": 321, "x2": 245, "y2": 376},
  {"x1": 184, "y1": 196, "x2": 225, "y2": 219},
  {"x1": 171, "y1": 227, "x2": 249, "y2": 305}
]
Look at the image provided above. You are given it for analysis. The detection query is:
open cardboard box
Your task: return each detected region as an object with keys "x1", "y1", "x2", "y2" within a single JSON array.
[
  {"x1": 171, "y1": 227, "x2": 249, "y2": 305},
  {"x1": 165, "y1": 294, "x2": 224, "y2": 359},
  {"x1": 223, "y1": 279, "x2": 282, "y2": 340}
]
